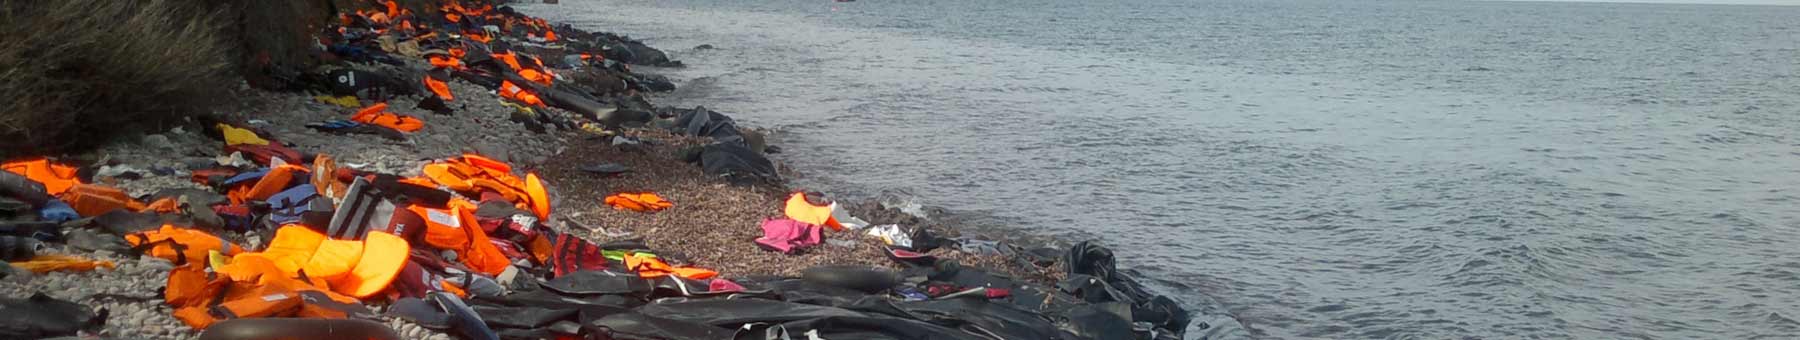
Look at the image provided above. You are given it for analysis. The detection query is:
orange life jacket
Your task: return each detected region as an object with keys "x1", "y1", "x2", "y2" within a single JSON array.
[
  {"x1": 605, "y1": 192, "x2": 672, "y2": 212},
  {"x1": 524, "y1": 173, "x2": 551, "y2": 220},
  {"x1": 452, "y1": 199, "x2": 513, "y2": 276},
  {"x1": 420, "y1": 155, "x2": 529, "y2": 203},
  {"x1": 519, "y1": 69, "x2": 554, "y2": 87},
  {"x1": 351, "y1": 102, "x2": 424, "y2": 132},
  {"x1": 2, "y1": 158, "x2": 80, "y2": 195},
  {"x1": 423, "y1": 73, "x2": 454, "y2": 100},
  {"x1": 498, "y1": 81, "x2": 545, "y2": 107},
  {"x1": 258, "y1": 225, "x2": 329, "y2": 277},
  {"x1": 127, "y1": 225, "x2": 242, "y2": 265},
  {"x1": 7, "y1": 254, "x2": 115, "y2": 274},
  {"x1": 62, "y1": 183, "x2": 145, "y2": 217},
  {"x1": 140, "y1": 197, "x2": 180, "y2": 213},
  {"x1": 428, "y1": 54, "x2": 462, "y2": 69},
  {"x1": 329, "y1": 230, "x2": 411, "y2": 298},
  {"x1": 623, "y1": 253, "x2": 716, "y2": 280},
  {"x1": 410, "y1": 204, "x2": 470, "y2": 251},
  {"x1": 228, "y1": 164, "x2": 307, "y2": 205},
  {"x1": 784, "y1": 192, "x2": 844, "y2": 231}
]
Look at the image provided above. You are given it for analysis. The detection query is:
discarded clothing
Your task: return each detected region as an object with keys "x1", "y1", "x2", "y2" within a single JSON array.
[
  {"x1": 306, "y1": 120, "x2": 407, "y2": 141},
  {"x1": 603, "y1": 192, "x2": 671, "y2": 212},
  {"x1": 831, "y1": 204, "x2": 870, "y2": 230},
  {"x1": 754, "y1": 218, "x2": 821, "y2": 254},
  {"x1": 225, "y1": 143, "x2": 306, "y2": 166},
  {"x1": 37, "y1": 200, "x2": 77, "y2": 222},
  {"x1": 315, "y1": 95, "x2": 364, "y2": 108},
  {"x1": 546, "y1": 233, "x2": 607, "y2": 279},
  {"x1": 864, "y1": 224, "x2": 912, "y2": 248},
  {"x1": 217, "y1": 123, "x2": 271, "y2": 146}
]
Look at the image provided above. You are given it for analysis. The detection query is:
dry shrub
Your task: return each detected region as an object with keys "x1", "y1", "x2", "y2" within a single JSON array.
[{"x1": 0, "y1": 0, "x2": 230, "y2": 157}]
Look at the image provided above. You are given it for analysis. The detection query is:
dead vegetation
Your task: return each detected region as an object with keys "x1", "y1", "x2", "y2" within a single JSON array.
[{"x1": 0, "y1": 0, "x2": 232, "y2": 158}]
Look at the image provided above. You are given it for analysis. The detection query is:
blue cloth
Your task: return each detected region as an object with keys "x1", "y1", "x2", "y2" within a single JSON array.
[
  {"x1": 221, "y1": 169, "x2": 269, "y2": 187},
  {"x1": 39, "y1": 200, "x2": 78, "y2": 221},
  {"x1": 898, "y1": 288, "x2": 930, "y2": 301},
  {"x1": 267, "y1": 184, "x2": 319, "y2": 225}
]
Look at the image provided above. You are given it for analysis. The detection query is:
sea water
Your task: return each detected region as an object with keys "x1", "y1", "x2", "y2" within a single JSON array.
[{"x1": 526, "y1": 0, "x2": 1800, "y2": 338}]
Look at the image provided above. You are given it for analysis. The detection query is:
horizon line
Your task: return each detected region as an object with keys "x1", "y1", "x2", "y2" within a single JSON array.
[{"x1": 1482, "y1": 0, "x2": 1800, "y2": 6}]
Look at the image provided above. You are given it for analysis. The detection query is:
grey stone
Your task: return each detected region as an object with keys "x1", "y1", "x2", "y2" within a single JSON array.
[
  {"x1": 1, "y1": 263, "x2": 32, "y2": 283},
  {"x1": 430, "y1": 133, "x2": 454, "y2": 146},
  {"x1": 474, "y1": 142, "x2": 511, "y2": 162},
  {"x1": 143, "y1": 134, "x2": 176, "y2": 150},
  {"x1": 129, "y1": 310, "x2": 151, "y2": 326},
  {"x1": 41, "y1": 278, "x2": 63, "y2": 292},
  {"x1": 139, "y1": 257, "x2": 175, "y2": 272}
]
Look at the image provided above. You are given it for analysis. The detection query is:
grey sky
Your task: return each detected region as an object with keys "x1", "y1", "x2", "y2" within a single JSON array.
[{"x1": 1524, "y1": 0, "x2": 1800, "y2": 4}]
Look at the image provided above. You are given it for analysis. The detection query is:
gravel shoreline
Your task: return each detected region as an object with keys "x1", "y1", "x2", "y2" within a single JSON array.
[{"x1": 3, "y1": 1, "x2": 1192, "y2": 339}]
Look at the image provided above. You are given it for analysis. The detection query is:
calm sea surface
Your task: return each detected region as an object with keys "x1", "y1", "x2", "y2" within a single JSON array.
[{"x1": 526, "y1": 1, "x2": 1800, "y2": 338}]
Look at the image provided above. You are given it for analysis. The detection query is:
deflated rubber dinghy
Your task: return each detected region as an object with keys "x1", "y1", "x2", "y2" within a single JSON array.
[{"x1": 196, "y1": 318, "x2": 400, "y2": 340}]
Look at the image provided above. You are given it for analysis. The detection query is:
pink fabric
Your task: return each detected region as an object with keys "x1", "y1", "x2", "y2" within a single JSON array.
[
  {"x1": 755, "y1": 218, "x2": 821, "y2": 253},
  {"x1": 709, "y1": 279, "x2": 747, "y2": 293}
]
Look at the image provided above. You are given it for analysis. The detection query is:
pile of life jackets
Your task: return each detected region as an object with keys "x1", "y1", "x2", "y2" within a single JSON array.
[
  {"x1": 1, "y1": 0, "x2": 730, "y2": 334},
  {"x1": 0, "y1": 116, "x2": 724, "y2": 330},
  {"x1": 45, "y1": 144, "x2": 727, "y2": 331},
  {"x1": 106, "y1": 147, "x2": 718, "y2": 330}
]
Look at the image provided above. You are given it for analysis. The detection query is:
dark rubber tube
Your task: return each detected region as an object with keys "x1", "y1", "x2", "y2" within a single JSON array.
[
  {"x1": 196, "y1": 318, "x2": 401, "y2": 340},
  {"x1": 801, "y1": 265, "x2": 899, "y2": 293}
]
